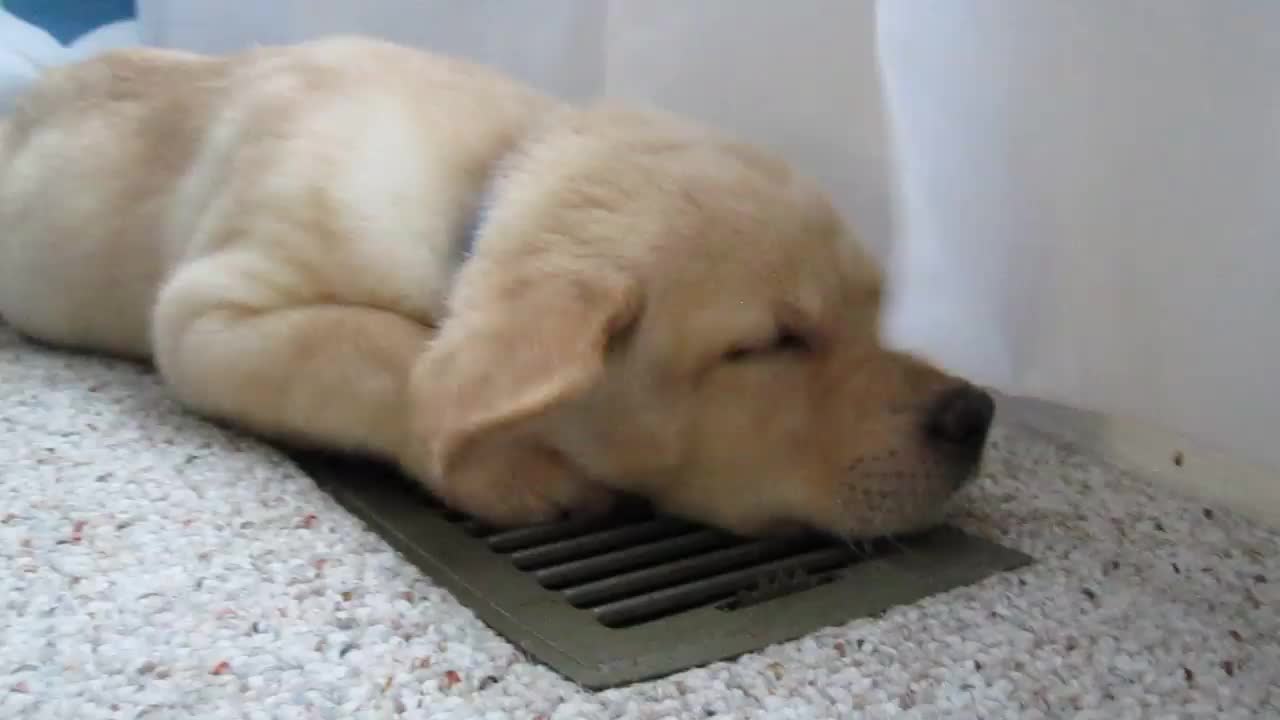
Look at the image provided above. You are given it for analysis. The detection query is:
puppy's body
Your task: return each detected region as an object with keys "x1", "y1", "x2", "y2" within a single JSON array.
[
  {"x1": 1, "y1": 38, "x2": 542, "y2": 358},
  {"x1": 2, "y1": 37, "x2": 555, "y2": 462},
  {"x1": 0, "y1": 36, "x2": 993, "y2": 539}
]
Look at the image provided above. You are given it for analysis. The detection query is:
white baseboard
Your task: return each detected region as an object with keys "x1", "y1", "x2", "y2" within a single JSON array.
[{"x1": 995, "y1": 392, "x2": 1280, "y2": 530}]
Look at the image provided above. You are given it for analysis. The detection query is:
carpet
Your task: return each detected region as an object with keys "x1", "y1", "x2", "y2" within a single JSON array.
[{"x1": 1, "y1": 323, "x2": 1277, "y2": 719}]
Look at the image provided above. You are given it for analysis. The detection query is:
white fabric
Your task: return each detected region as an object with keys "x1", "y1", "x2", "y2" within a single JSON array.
[
  {"x1": 85, "y1": 1, "x2": 1280, "y2": 473},
  {"x1": 876, "y1": 2, "x2": 1280, "y2": 475},
  {"x1": 0, "y1": 10, "x2": 141, "y2": 113},
  {"x1": 0, "y1": 10, "x2": 64, "y2": 114}
]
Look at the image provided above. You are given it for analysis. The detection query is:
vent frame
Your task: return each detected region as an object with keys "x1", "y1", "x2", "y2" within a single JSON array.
[{"x1": 292, "y1": 450, "x2": 1032, "y2": 690}]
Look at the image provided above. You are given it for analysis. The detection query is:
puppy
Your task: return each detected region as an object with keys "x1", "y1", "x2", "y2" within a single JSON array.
[{"x1": 0, "y1": 36, "x2": 994, "y2": 539}]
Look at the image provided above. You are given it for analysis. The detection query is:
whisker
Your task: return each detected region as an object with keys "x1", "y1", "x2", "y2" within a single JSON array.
[
  {"x1": 843, "y1": 538, "x2": 871, "y2": 559},
  {"x1": 882, "y1": 533, "x2": 922, "y2": 559}
]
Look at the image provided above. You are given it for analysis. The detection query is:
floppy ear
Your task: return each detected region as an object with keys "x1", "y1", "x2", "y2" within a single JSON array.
[{"x1": 412, "y1": 273, "x2": 640, "y2": 478}]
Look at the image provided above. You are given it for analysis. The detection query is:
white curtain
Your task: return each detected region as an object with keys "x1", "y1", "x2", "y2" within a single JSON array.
[{"x1": 135, "y1": 0, "x2": 1280, "y2": 473}]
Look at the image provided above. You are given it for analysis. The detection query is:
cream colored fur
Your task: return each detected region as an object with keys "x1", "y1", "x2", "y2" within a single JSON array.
[{"x1": 0, "y1": 36, "x2": 984, "y2": 539}]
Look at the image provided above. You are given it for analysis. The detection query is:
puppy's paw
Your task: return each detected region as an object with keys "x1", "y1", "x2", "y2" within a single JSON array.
[{"x1": 413, "y1": 442, "x2": 615, "y2": 527}]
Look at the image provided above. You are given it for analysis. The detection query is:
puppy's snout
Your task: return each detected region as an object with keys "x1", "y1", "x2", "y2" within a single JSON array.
[{"x1": 925, "y1": 384, "x2": 995, "y2": 452}]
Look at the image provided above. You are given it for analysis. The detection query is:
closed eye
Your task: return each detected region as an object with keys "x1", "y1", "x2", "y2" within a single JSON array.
[{"x1": 723, "y1": 329, "x2": 813, "y2": 363}]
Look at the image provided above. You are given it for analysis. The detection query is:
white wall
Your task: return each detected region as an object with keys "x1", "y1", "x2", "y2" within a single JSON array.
[{"x1": 878, "y1": 2, "x2": 1280, "y2": 472}]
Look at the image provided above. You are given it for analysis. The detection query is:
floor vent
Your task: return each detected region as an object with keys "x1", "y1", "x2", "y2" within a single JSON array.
[{"x1": 290, "y1": 449, "x2": 1032, "y2": 690}]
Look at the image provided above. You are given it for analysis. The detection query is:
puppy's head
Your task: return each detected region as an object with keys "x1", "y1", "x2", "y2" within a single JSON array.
[{"x1": 414, "y1": 104, "x2": 992, "y2": 541}]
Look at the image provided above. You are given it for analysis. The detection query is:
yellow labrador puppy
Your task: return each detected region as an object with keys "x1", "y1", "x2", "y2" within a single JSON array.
[{"x1": 0, "y1": 36, "x2": 994, "y2": 539}]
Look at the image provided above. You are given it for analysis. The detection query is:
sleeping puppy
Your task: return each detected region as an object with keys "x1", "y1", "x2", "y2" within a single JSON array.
[{"x1": 0, "y1": 36, "x2": 994, "y2": 540}]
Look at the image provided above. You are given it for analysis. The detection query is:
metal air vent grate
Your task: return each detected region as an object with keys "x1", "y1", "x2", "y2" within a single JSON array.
[
  {"x1": 451, "y1": 504, "x2": 883, "y2": 629},
  {"x1": 289, "y1": 449, "x2": 1032, "y2": 690}
]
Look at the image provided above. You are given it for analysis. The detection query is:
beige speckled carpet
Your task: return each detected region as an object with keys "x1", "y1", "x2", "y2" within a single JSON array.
[{"x1": 1, "y1": 324, "x2": 1277, "y2": 719}]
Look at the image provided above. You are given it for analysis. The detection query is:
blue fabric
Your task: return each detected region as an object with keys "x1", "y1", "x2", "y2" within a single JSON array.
[{"x1": 4, "y1": 0, "x2": 135, "y2": 45}]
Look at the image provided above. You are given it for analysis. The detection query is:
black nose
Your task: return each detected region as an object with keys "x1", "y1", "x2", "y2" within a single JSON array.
[{"x1": 925, "y1": 384, "x2": 995, "y2": 451}]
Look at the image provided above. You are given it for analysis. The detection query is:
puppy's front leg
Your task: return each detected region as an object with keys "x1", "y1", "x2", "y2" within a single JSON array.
[
  {"x1": 152, "y1": 252, "x2": 614, "y2": 526},
  {"x1": 414, "y1": 440, "x2": 618, "y2": 526},
  {"x1": 151, "y1": 254, "x2": 431, "y2": 462}
]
